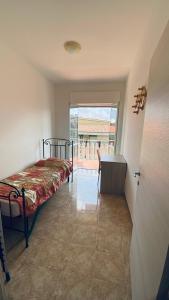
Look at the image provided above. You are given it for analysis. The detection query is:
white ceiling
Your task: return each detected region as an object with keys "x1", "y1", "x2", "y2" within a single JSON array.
[{"x1": 0, "y1": 0, "x2": 154, "y2": 82}]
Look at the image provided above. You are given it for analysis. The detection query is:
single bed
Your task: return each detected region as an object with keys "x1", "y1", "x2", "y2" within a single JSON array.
[{"x1": 0, "y1": 138, "x2": 73, "y2": 249}]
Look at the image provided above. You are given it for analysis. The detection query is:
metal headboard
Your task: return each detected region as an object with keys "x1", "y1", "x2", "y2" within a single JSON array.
[{"x1": 42, "y1": 138, "x2": 73, "y2": 168}]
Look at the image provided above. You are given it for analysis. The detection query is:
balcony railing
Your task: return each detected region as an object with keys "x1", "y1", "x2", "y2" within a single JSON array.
[{"x1": 77, "y1": 139, "x2": 115, "y2": 160}]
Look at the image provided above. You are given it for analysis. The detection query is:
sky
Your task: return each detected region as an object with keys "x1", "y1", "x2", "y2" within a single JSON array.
[{"x1": 71, "y1": 107, "x2": 117, "y2": 123}]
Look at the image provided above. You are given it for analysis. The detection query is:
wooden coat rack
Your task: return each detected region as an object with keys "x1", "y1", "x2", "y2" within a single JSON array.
[{"x1": 132, "y1": 86, "x2": 147, "y2": 114}]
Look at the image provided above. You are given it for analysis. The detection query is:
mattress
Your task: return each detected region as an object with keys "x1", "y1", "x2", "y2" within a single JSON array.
[{"x1": 0, "y1": 158, "x2": 72, "y2": 216}]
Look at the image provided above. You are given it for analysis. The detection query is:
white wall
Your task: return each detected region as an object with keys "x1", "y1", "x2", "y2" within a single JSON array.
[
  {"x1": 122, "y1": 2, "x2": 169, "y2": 299},
  {"x1": 0, "y1": 42, "x2": 56, "y2": 179},
  {"x1": 122, "y1": 0, "x2": 169, "y2": 219},
  {"x1": 55, "y1": 81, "x2": 126, "y2": 153},
  {"x1": 131, "y1": 20, "x2": 169, "y2": 300}
]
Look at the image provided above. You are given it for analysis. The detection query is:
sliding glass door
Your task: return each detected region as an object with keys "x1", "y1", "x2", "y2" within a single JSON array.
[{"x1": 69, "y1": 104, "x2": 118, "y2": 170}]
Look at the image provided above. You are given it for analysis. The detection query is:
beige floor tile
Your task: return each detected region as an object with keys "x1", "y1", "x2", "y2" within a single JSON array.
[
  {"x1": 96, "y1": 226, "x2": 122, "y2": 253},
  {"x1": 8, "y1": 265, "x2": 57, "y2": 300},
  {"x1": 75, "y1": 211, "x2": 98, "y2": 225},
  {"x1": 89, "y1": 278, "x2": 129, "y2": 300},
  {"x1": 64, "y1": 243, "x2": 96, "y2": 264},
  {"x1": 65, "y1": 278, "x2": 92, "y2": 300},
  {"x1": 71, "y1": 224, "x2": 97, "y2": 246},
  {"x1": 92, "y1": 250, "x2": 125, "y2": 283}
]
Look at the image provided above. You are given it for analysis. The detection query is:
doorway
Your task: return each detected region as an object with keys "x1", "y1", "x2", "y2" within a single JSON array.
[{"x1": 69, "y1": 105, "x2": 118, "y2": 170}]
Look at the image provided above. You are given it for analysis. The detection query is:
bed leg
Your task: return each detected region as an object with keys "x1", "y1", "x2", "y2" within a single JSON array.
[
  {"x1": 23, "y1": 216, "x2": 29, "y2": 248},
  {"x1": 22, "y1": 188, "x2": 29, "y2": 248},
  {"x1": 25, "y1": 217, "x2": 29, "y2": 248},
  {"x1": 5, "y1": 272, "x2": 10, "y2": 282}
]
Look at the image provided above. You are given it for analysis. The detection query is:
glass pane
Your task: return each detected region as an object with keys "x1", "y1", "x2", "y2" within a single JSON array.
[{"x1": 70, "y1": 106, "x2": 118, "y2": 170}]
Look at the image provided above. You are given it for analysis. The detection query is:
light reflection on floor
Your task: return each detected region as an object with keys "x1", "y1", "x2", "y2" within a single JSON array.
[{"x1": 69, "y1": 169, "x2": 99, "y2": 211}]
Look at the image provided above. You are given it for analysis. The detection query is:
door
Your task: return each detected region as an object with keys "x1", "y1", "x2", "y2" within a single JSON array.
[
  {"x1": 131, "y1": 22, "x2": 169, "y2": 299},
  {"x1": 69, "y1": 106, "x2": 78, "y2": 170}
]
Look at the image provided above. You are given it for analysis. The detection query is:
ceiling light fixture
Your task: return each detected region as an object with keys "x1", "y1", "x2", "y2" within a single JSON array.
[{"x1": 64, "y1": 41, "x2": 81, "y2": 54}]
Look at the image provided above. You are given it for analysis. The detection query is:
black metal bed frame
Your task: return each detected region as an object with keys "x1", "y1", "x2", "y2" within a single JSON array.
[
  {"x1": 0, "y1": 184, "x2": 29, "y2": 247},
  {"x1": 0, "y1": 138, "x2": 73, "y2": 259},
  {"x1": 0, "y1": 209, "x2": 10, "y2": 282},
  {"x1": 43, "y1": 138, "x2": 74, "y2": 181}
]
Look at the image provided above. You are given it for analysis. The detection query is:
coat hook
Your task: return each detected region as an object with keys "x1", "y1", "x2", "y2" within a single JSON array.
[{"x1": 132, "y1": 86, "x2": 147, "y2": 114}]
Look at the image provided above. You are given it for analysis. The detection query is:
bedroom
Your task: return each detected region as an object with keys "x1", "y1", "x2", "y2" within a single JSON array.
[{"x1": 0, "y1": 1, "x2": 169, "y2": 299}]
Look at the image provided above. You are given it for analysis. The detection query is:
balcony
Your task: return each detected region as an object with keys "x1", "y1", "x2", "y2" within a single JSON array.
[{"x1": 75, "y1": 139, "x2": 115, "y2": 169}]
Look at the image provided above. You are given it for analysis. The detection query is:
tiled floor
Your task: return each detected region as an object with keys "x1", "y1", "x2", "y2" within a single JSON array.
[
  {"x1": 5, "y1": 169, "x2": 132, "y2": 300},
  {"x1": 76, "y1": 159, "x2": 98, "y2": 170}
]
